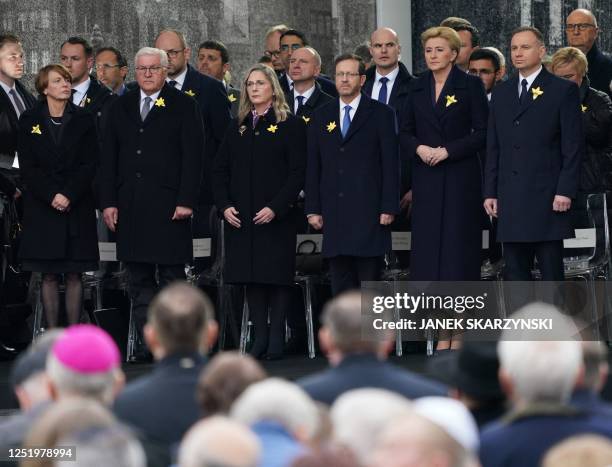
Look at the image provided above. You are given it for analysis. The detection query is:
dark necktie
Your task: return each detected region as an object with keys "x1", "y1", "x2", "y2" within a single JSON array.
[
  {"x1": 141, "y1": 96, "x2": 152, "y2": 121},
  {"x1": 168, "y1": 80, "x2": 178, "y2": 89},
  {"x1": 378, "y1": 76, "x2": 389, "y2": 104},
  {"x1": 8, "y1": 89, "x2": 25, "y2": 117},
  {"x1": 71, "y1": 88, "x2": 77, "y2": 104},
  {"x1": 341, "y1": 105, "x2": 352, "y2": 138},
  {"x1": 519, "y1": 78, "x2": 528, "y2": 104},
  {"x1": 295, "y1": 95, "x2": 304, "y2": 114}
]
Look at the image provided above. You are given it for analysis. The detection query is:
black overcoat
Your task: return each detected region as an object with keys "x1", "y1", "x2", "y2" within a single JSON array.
[
  {"x1": 17, "y1": 102, "x2": 99, "y2": 261},
  {"x1": 213, "y1": 112, "x2": 306, "y2": 285},
  {"x1": 285, "y1": 82, "x2": 334, "y2": 122},
  {"x1": 484, "y1": 68, "x2": 582, "y2": 242},
  {"x1": 100, "y1": 84, "x2": 204, "y2": 264},
  {"x1": 400, "y1": 66, "x2": 488, "y2": 280}
]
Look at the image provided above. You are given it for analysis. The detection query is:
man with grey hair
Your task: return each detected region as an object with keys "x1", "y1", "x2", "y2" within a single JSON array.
[
  {"x1": 480, "y1": 302, "x2": 612, "y2": 467},
  {"x1": 297, "y1": 291, "x2": 445, "y2": 405},
  {"x1": 571, "y1": 341, "x2": 612, "y2": 420},
  {"x1": 231, "y1": 378, "x2": 319, "y2": 467},
  {"x1": 179, "y1": 416, "x2": 261, "y2": 467},
  {"x1": 100, "y1": 47, "x2": 204, "y2": 362},
  {"x1": 264, "y1": 24, "x2": 290, "y2": 73}
]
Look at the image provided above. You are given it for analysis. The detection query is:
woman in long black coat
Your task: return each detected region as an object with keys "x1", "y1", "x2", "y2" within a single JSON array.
[
  {"x1": 18, "y1": 64, "x2": 99, "y2": 327},
  {"x1": 213, "y1": 63, "x2": 306, "y2": 359}
]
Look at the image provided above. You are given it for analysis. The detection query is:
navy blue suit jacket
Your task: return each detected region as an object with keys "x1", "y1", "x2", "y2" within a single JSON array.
[
  {"x1": 297, "y1": 353, "x2": 447, "y2": 405},
  {"x1": 305, "y1": 94, "x2": 399, "y2": 257},
  {"x1": 279, "y1": 73, "x2": 338, "y2": 98},
  {"x1": 484, "y1": 68, "x2": 582, "y2": 242}
]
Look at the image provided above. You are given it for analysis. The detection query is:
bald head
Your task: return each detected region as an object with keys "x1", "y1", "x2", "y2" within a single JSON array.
[
  {"x1": 289, "y1": 46, "x2": 321, "y2": 89},
  {"x1": 370, "y1": 28, "x2": 401, "y2": 73},
  {"x1": 566, "y1": 9, "x2": 599, "y2": 53}
]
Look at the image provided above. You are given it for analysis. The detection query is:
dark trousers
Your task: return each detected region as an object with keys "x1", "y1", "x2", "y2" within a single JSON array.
[
  {"x1": 126, "y1": 262, "x2": 186, "y2": 342},
  {"x1": 246, "y1": 284, "x2": 292, "y2": 356},
  {"x1": 503, "y1": 241, "x2": 564, "y2": 281},
  {"x1": 329, "y1": 255, "x2": 381, "y2": 296}
]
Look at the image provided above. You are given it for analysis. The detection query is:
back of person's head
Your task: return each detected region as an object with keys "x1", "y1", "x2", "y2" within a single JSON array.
[
  {"x1": 179, "y1": 416, "x2": 261, "y2": 467},
  {"x1": 197, "y1": 351, "x2": 267, "y2": 415},
  {"x1": 290, "y1": 447, "x2": 358, "y2": 467},
  {"x1": 440, "y1": 16, "x2": 472, "y2": 28},
  {"x1": 578, "y1": 340, "x2": 608, "y2": 392},
  {"x1": 46, "y1": 325, "x2": 123, "y2": 406},
  {"x1": 231, "y1": 378, "x2": 319, "y2": 444},
  {"x1": 330, "y1": 388, "x2": 412, "y2": 464},
  {"x1": 146, "y1": 282, "x2": 216, "y2": 356},
  {"x1": 542, "y1": 434, "x2": 612, "y2": 467},
  {"x1": 498, "y1": 303, "x2": 582, "y2": 405},
  {"x1": 369, "y1": 412, "x2": 471, "y2": 467}
]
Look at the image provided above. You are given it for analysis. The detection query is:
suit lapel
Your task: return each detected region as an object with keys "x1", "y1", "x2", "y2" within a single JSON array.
[
  {"x1": 324, "y1": 100, "x2": 342, "y2": 144},
  {"x1": 343, "y1": 94, "x2": 374, "y2": 143},
  {"x1": 142, "y1": 84, "x2": 171, "y2": 126},
  {"x1": 181, "y1": 65, "x2": 199, "y2": 96},
  {"x1": 514, "y1": 68, "x2": 550, "y2": 119},
  {"x1": 414, "y1": 72, "x2": 443, "y2": 133},
  {"x1": 438, "y1": 66, "x2": 467, "y2": 125},
  {"x1": 0, "y1": 87, "x2": 19, "y2": 129},
  {"x1": 123, "y1": 88, "x2": 142, "y2": 126}
]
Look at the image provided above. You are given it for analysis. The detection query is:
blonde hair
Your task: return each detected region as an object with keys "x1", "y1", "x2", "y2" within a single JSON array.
[
  {"x1": 238, "y1": 64, "x2": 290, "y2": 123},
  {"x1": 551, "y1": 46, "x2": 588, "y2": 77},
  {"x1": 421, "y1": 26, "x2": 462, "y2": 57}
]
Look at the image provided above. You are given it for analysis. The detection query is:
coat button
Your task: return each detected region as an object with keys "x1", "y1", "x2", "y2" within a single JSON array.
[
  {"x1": 136, "y1": 172, "x2": 142, "y2": 178},
  {"x1": 514, "y1": 120, "x2": 520, "y2": 126},
  {"x1": 254, "y1": 131, "x2": 260, "y2": 136},
  {"x1": 136, "y1": 149, "x2": 142, "y2": 155},
  {"x1": 97, "y1": 111, "x2": 102, "y2": 117},
  {"x1": 340, "y1": 147, "x2": 345, "y2": 152},
  {"x1": 139, "y1": 128, "x2": 144, "y2": 133},
  {"x1": 338, "y1": 192, "x2": 344, "y2": 197}
]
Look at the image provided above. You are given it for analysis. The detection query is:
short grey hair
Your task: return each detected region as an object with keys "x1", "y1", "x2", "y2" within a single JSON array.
[
  {"x1": 135, "y1": 47, "x2": 168, "y2": 67},
  {"x1": 231, "y1": 378, "x2": 319, "y2": 441}
]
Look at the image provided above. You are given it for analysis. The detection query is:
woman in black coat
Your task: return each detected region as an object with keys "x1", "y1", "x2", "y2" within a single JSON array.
[
  {"x1": 213, "y1": 63, "x2": 306, "y2": 359},
  {"x1": 17, "y1": 64, "x2": 99, "y2": 327}
]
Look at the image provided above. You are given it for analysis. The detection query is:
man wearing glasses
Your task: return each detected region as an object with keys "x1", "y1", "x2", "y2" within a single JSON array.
[
  {"x1": 566, "y1": 8, "x2": 612, "y2": 98},
  {"x1": 263, "y1": 24, "x2": 289, "y2": 74},
  {"x1": 100, "y1": 47, "x2": 204, "y2": 362},
  {"x1": 95, "y1": 47, "x2": 128, "y2": 96},
  {"x1": 468, "y1": 48, "x2": 503, "y2": 101}
]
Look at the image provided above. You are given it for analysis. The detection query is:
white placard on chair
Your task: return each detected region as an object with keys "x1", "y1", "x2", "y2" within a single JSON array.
[
  {"x1": 564, "y1": 228, "x2": 596, "y2": 249},
  {"x1": 193, "y1": 238, "x2": 212, "y2": 258},
  {"x1": 99, "y1": 242, "x2": 117, "y2": 262},
  {"x1": 296, "y1": 234, "x2": 323, "y2": 253},
  {"x1": 392, "y1": 232, "x2": 412, "y2": 250}
]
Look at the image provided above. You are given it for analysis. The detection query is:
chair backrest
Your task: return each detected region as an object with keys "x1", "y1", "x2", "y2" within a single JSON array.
[{"x1": 586, "y1": 192, "x2": 610, "y2": 268}]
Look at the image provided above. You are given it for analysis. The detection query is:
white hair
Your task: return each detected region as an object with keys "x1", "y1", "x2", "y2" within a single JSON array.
[
  {"x1": 47, "y1": 354, "x2": 121, "y2": 406},
  {"x1": 179, "y1": 416, "x2": 260, "y2": 467},
  {"x1": 330, "y1": 388, "x2": 412, "y2": 464},
  {"x1": 498, "y1": 302, "x2": 582, "y2": 404},
  {"x1": 134, "y1": 47, "x2": 168, "y2": 67},
  {"x1": 19, "y1": 372, "x2": 52, "y2": 406},
  {"x1": 230, "y1": 378, "x2": 319, "y2": 441}
]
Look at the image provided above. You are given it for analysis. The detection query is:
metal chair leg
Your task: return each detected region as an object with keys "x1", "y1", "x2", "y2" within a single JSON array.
[
  {"x1": 299, "y1": 278, "x2": 316, "y2": 359},
  {"x1": 239, "y1": 287, "x2": 250, "y2": 354},
  {"x1": 126, "y1": 298, "x2": 136, "y2": 362}
]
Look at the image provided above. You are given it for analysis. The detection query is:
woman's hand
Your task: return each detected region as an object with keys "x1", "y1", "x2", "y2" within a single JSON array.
[
  {"x1": 416, "y1": 145, "x2": 433, "y2": 164},
  {"x1": 52, "y1": 193, "x2": 70, "y2": 212},
  {"x1": 429, "y1": 147, "x2": 449, "y2": 166},
  {"x1": 253, "y1": 207, "x2": 275, "y2": 225},
  {"x1": 224, "y1": 207, "x2": 241, "y2": 228}
]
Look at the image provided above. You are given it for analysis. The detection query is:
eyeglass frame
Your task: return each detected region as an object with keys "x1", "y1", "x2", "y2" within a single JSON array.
[
  {"x1": 164, "y1": 48, "x2": 186, "y2": 58},
  {"x1": 335, "y1": 71, "x2": 362, "y2": 79},
  {"x1": 566, "y1": 23, "x2": 597, "y2": 32},
  {"x1": 135, "y1": 65, "x2": 167, "y2": 74}
]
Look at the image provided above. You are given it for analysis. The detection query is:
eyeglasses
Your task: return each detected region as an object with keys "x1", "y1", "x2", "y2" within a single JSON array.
[
  {"x1": 566, "y1": 23, "x2": 596, "y2": 32},
  {"x1": 280, "y1": 44, "x2": 302, "y2": 52},
  {"x1": 469, "y1": 68, "x2": 495, "y2": 76},
  {"x1": 264, "y1": 49, "x2": 280, "y2": 58},
  {"x1": 164, "y1": 48, "x2": 185, "y2": 58},
  {"x1": 246, "y1": 80, "x2": 268, "y2": 88},
  {"x1": 95, "y1": 64, "x2": 121, "y2": 71},
  {"x1": 135, "y1": 66, "x2": 166, "y2": 74},
  {"x1": 335, "y1": 72, "x2": 361, "y2": 78}
]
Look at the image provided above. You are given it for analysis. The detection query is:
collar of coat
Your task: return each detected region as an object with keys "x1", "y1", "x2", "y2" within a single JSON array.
[{"x1": 501, "y1": 401, "x2": 582, "y2": 425}]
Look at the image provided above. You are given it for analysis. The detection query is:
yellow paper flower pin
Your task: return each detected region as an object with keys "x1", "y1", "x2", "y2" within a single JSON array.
[
  {"x1": 86, "y1": 97, "x2": 91, "y2": 104},
  {"x1": 228, "y1": 94, "x2": 237, "y2": 103},
  {"x1": 267, "y1": 124, "x2": 278, "y2": 134},
  {"x1": 154, "y1": 97, "x2": 165, "y2": 107},
  {"x1": 31, "y1": 124, "x2": 41, "y2": 135},
  {"x1": 185, "y1": 89, "x2": 196, "y2": 97},
  {"x1": 445, "y1": 95, "x2": 458, "y2": 107},
  {"x1": 531, "y1": 87, "x2": 543, "y2": 100},
  {"x1": 326, "y1": 121, "x2": 337, "y2": 132},
  {"x1": 302, "y1": 116, "x2": 311, "y2": 124},
  {"x1": 239, "y1": 125, "x2": 246, "y2": 136},
  {"x1": 581, "y1": 104, "x2": 588, "y2": 113}
]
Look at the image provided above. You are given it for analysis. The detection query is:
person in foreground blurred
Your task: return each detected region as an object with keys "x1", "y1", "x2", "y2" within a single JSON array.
[
  {"x1": 18, "y1": 64, "x2": 99, "y2": 328},
  {"x1": 542, "y1": 434, "x2": 612, "y2": 467}
]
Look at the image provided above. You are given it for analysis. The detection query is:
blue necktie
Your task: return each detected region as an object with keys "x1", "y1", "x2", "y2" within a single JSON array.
[
  {"x1": 341, "y1": 105, "x2": 352, "y2": 138},
  {"x1": 378, "y1": 76, "x2": 389, "y2": 104},
  {"x1": 295, "y1": 95, "x2": 304, "y2": 114},
  {"x1": 519, "y1": 78, "x2": 528, "y2": 104}
]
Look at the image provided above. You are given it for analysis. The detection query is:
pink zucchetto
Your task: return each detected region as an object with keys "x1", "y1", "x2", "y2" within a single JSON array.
[{"x1": 51, "y1": 324, "x2": 120, "y2": 373}]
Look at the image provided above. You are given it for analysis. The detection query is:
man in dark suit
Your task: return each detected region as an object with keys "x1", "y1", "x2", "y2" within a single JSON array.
[
  {"x1": 286, "y1": 46, "x2": 333, "y2": 120},
  {"x1": 566, "y1": 8, "x2": 612, "y2": 98},
  {"x1": 0, "y1": 34, "x2": 36, "y2": 196},
  {"x1": 100, "y1": 47, "x2": 204, "y2": 361},
  {"x1": 155, "y1": 30, "x2": 231, "y2": 267},
  {"x1": 95, "y1": 46, "x2": 129, "y2": 96},
  {"x1": 484, "y1": 27, "x2": 582, "y2": 281},
  {"x1": 60, "y1": 37, "x2": 116, "y2": 145},
  {"x1": 305, "y1": 53, "x2": 399, "y2": 295},
  {"x1": 278, "y1": 29, "x2": 337, "y2": 97},
  {"x1": 196, "y1": 40, "x2": 240, "y2": 118},
  {"x1": 468, "y1": 48, "x2": 503, "y2": 102},
  {"x1": 114, "y1": 283, "x2": 217, "y2": 448},
  {"x1": 297, "y1": 291, "x2": 446, "y2": 405}
]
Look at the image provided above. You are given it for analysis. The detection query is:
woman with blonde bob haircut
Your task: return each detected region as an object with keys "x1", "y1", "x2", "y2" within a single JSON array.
[
  {"x1": 213, "y1": 63, "x2": 306, "y2": 360},
  {"x1": 401, "y1": 26, "x2": 488, "y2": 350}
]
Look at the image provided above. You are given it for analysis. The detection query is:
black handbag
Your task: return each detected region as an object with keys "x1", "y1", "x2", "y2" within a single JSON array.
[{"x1": 295, "y1": 239, "x2": 323, "y2": 275}]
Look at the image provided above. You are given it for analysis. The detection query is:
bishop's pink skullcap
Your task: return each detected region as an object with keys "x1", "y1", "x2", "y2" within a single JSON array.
[{"x1": 52, "y1": 324, "x2": 120, "y2": 373}]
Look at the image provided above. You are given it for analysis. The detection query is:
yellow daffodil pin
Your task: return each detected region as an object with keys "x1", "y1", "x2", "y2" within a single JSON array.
[
  {"x1": 581, "y1": 104, "x2": 588, "y2": 113},
  {"x1": 445, "y1": 95, "x2": 458, "y2": 107},
  {"x1": 239, "y1": 125, "x2": 246, "y2": 136},
  {"x1": 185, "y1": 89, "x2": 196, "y2": 97},
  {"x1": 154, "y1": 97, "x2": 165, "y2": 107},
  {"x1": 326, "y1": 121, "x2": 337, "y2": 132},
  {"x1": 531, "y1": 87, "x2": 543, "y2": 100},
  {"x1": 86, "y1": 97, "x2": 91, "y2": 104},
  {"x1": 302, "y1": 116, "x2": 311, "y2": 124},
  {"x1": 31, "y1": 124, "x2": 41, "y2": 135},
  {"x1": 228, "y1": 94, "x2": 237, "y2": 103},
  {"x1": 267, "y1": 124, "x2": 278, "y2": 134}
]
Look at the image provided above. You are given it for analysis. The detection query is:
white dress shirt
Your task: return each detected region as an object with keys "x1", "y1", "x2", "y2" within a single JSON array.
[
  {"x1": 371, "y1": 66, "x2": 399, "y2": 104},
  {"x1": 140, "y1": 89, "x2": 162, "y2": 114},
  {"x1": 517, "y1": 66, "x2": 542, "y2": 97},
  {"x1": 294, "y1": 84, "x2": 315, "y2": 113},
  {"x1": 167, "y1": 67, "x2": 188, "y2": 90},
  {"x1": 0, "y1": 80, "x2": 25, "y2": 117},
  {"x1": 339, "y1": 94, "x2": 361, "y2": 133},
  {"x1": 71, "y1": 78, "x2": 91, "y2": 106}
]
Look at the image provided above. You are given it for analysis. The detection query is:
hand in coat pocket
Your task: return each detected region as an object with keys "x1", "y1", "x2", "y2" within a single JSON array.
[{"x1": 172, "y1": 206, "x2": 193, "y2": 220}]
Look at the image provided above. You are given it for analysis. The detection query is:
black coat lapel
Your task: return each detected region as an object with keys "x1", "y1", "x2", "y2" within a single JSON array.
[
  {"x1": 438, "y1": 66, "x2": 467, "y2": 124},
  {"x1": 343, "y1": 93, "x2": 374, "y2": 143},
  {"x1": 142, "y1": 84, "x2": 172, "y2": 126},
  {"x1": 123, "y1": 87, "x2": 142, "y2": 126},
  {"x1": 514, "y1": 68, "x2": 550, "y2": 119},
  {"x1": 414, "y1": 72, "x2": 443, "y2": 132},
  {"x1": 0, "y1": 88, "x2": 19, "y2": 128}
]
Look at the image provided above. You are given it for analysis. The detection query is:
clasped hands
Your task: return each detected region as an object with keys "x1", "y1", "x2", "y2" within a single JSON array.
[
  {"x1": 224, "y1": 206, "x2": 275, "y2": 228},
  {"x1": 51, "y1": 193, "x2": 70, "y2": 212},
  {"x1": 417, "y1": 145, "x2": 448, "y2": 166}
]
